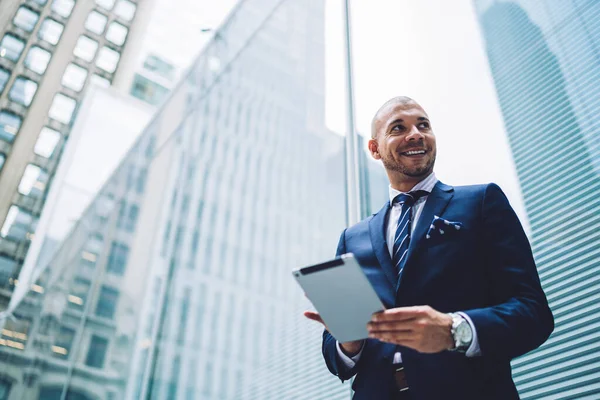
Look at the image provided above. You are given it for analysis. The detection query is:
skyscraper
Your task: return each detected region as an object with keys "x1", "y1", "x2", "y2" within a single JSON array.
[
  {"x1": 0, "y1": 0, "x2": 380, "y2": 398},
  {"x1": 0, "y1": 0, "x2": 149, "y2": 305},
  {"x1": 473, "y1": 1, "x2": 600, "y2": 398}
]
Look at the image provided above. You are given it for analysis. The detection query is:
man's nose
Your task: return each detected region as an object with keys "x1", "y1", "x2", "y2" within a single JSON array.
[{"x1": 406, "y1": 126, "x2": 424, "y2": 141}]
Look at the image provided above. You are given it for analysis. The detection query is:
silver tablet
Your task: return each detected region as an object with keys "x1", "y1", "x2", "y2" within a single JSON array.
[{"x1": 293, "y1": 253, "x2": 385, "y2": 342}]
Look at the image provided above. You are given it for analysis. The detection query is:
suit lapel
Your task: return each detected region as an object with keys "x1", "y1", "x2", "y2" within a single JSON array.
[
  {"x1": 369, "y1": 202, "x2": 398, "y2": 288},
  {"x1": 397, "y1": 181, "x2": 454, "y2": 291}
]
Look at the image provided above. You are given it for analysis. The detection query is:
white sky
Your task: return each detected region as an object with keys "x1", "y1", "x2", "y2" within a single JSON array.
[{"x1": 137, "y1": 0, "x2": 529, "y2": 228}]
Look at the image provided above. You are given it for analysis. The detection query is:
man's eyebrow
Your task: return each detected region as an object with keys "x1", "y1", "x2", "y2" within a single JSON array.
[
  {"x1": 418, "y1": 116, "x2": 430, "y2": 121},
  {"x1": 387, "y1": 119, "x2": 404, "y2": 127}
]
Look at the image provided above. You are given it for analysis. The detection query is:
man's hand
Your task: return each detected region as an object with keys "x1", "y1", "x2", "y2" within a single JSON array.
[
  {"x1": 367, "y1": 305, "x2": 453, "y2": 353},
  {"x1": 304, "y1": 311, "x2": 363, "y2": 356}
]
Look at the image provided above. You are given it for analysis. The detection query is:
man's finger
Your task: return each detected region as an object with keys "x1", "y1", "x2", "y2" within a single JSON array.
[
  {"x1": 367, "y1": 321, "x2": 414, "y2": 333},
  {"x1": 304, "y1": 311, "x2": 324, "y2": 324},
  {"x1": 369, "y1": 331, "x2": 417, "y2": 344},
  {"x1": 371, "y1": 307, "x2": 421, "y2": 322}
]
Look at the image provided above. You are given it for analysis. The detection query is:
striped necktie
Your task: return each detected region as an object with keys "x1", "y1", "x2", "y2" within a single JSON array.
[{"x1": 392, "y1": 191, "x2": 428, "y2": 278}]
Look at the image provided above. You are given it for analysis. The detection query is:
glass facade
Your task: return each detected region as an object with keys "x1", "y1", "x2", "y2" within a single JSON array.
[
  {"x1": 0, "y1": 0, "x2": 387, "y2": 399},
  {"x1": 473, "y1": 1, "x2": 600, "y2": 399}
]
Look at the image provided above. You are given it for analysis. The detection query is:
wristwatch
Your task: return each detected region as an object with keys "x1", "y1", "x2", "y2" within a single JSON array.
[{"x1": 447, "y1": 313, "x2": 473, "y2": 352}]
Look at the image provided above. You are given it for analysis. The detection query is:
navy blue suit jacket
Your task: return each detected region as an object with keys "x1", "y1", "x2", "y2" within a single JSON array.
[{"x1": 322, "y1": 182, "x2": 553, "y2": 400}]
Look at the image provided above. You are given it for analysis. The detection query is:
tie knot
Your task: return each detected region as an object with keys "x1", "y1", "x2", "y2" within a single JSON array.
[{"x1": 392, "y1": 190, "x2": 428, "y2": 207}]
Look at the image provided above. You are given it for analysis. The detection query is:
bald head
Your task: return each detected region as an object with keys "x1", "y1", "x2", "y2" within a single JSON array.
[{"x1": 371, "y1": 96, "x2": 423, "y2": 138}]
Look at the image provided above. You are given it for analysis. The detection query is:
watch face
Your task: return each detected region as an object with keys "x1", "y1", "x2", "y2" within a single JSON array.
[{"x1": 457, "y1": 321, "x2": 473, "y2": 344}]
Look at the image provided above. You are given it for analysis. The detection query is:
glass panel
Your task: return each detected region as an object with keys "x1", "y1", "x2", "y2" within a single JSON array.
[
  {"x1": 0, "y1": 67, "x2": 10, "y2": 93},
  {"x1": 143, "y1": 54, "x2": 175, "y2": 80},
  {"x1": 38, "y1": 18, "x2": 64, "y2": 45},
  {"x1": 13, "y1": 7, "x2": 39, "y2": 32},
  {"x1": 96, "y1": 0, "x2": 116, "y2": 11},
  {"x1": 106, "y1": 22, "x2": 128, "y2": 46},
  {"x1": 18, "y1": 164, "x2": 48, "y2": 198},
  {"x1": 0, "y1": 34, "x2": 25, "y2": 62},
  {"x1": 48, "y1": 93, "x2": 76, "y2": 124},
  {"x1": 24, "y1": 46, "x2": 52, "y2": 74},
  {"x1": 106, "y1": 241, "x2": 129, "y2": 275},
  {"x1": 0, "y1": 110, "x2": 22, "y2": 143},
  {"x1": 61, "y1": 63, "x2": 88, "y2": 92},
  {"x1": 114, "y1": 0, "x2": 136, "y2": 21},
  {"x1": 85, "y1": 11, "x2": 108, "y2": 35},
  {"x1": 130, "y1": 73, "x2": 169, "y2": 105},
  {"x1": 9, "y1": 76, "x2": 38, "y2": 106},
  {"x1": 95, "y1": 46, "x2": 120, "y2": 73},
  {"x1": 52, "y1": 326, "x2": 75, "y2": 359},
  {"x1": 73, "y1": 35, "x2": 98, "y2": 62},
  {"x1": 0, "y1": 205, "x2": 34, "y2": 241},
  {"x1": 89, "y1": 74, "x2": 110, "y2": 87},
  {"x1": 51, "y1": 0, "x2": 75, "y2": 18},
  {"x1": 33, "y1": 0, "x2": 48, "y2": 5},
  {"x1": 34, "y1": 127, "x2": 61, "y2": 158},
  {"x1": 0, "y1": 153, "x2": 5, "y2": 171}
]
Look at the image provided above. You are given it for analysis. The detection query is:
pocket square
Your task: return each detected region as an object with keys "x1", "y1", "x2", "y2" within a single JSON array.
[{"x1": 426, "y1": 215, "x2": 463, "y2": 240}]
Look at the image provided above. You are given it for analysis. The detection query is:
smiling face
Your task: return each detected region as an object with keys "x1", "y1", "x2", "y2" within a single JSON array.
[{"x1": 368, "y1": 98, "x2": 437, "y2": 189}]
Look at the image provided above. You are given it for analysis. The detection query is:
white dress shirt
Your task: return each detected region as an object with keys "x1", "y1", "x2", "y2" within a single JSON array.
[{"x1": 336, "y1": 172, "x2": 481, "y2": 368}]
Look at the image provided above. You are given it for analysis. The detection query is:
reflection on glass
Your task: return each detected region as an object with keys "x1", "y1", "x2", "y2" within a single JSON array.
[
  {"x1": 13, "y1": 7, "x2": 39, "y2": 32},
  {"x1": 52, "y1": 326, "x2": 75, "y2": 359},
  {"x1": 96, "y1": 0, "x2": 116, "y2": 11},
  {"x1": 24, "y1": 46, "x2": 52, "y2": 74},
  {"x1": 62, "y1": 63, "x2": 88, "y2": 91},
  {"x1": 114, "y1": 0, "x2": 136, "y2": 21},
  {"x1": 48, "y1": 93, "x2": 76, "y2": 124},
  {"x1": 0, "y1": 110, "x2": 22, "y2": 143},
  {"x1": 0, "y1": 34, "x2": 25, "y2": 62},
  {"x1": 38, "y1": 18, "x2": 64, "y2": 45},
  {"x1": 95, "y1": 286, "x2": 119, "y2": 319},
  {"x1": 85, "y1": 11, "x2": 108, "y2": 35},
  {"x1": 0, "y1": 205, "x2": 34, "y2": 241},
  {"x1": 73, "y1": 35, "x2": 99, "y2": 62},
  {"x1": 95, "y1": 46, "x2": 120, "y2": 72},
  {"x1": 0, "y1": 67, "x2": 9, "y2": 92},
  {"x1": 0, "y1": 153, "x2": 4, "y2": 171},
  {"x1": 106, "y1": 22, "x2": 128, "y2": 46},
  {"x1": 18, "y1": 164, "x2": 47, "y2": 197},
  {"x1": 34, "y1": 127, "x2": 61, "y2": 158},
  {"x1": 86, "y1": 335, "x2": 108, "y2": 368},
  {"x1": 9, "y1": 76, "x2": 38, "y2": 106},
  {"x1": 130, "y1": 73, "x2": 169, "y2": 105},
  {"x1": 51, "y1": 0, "x2": 75, "y2": 18}
]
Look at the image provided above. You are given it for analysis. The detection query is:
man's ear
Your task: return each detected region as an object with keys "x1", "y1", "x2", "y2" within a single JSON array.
[{"x1": 368, "y1": 138, "x2": 381, "y2": 160}]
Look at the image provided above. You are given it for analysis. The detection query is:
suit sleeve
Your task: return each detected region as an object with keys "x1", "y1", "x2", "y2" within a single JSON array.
[
  {"x1": 321, "y1": 229, "x2": 360, "y2": 381},
  {"x1": 464, "y1": 183, "x2": 554, "y2": 360}
]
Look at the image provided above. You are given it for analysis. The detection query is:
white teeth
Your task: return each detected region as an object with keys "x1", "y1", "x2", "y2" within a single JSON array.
[{"x1": 404, "y1": 150, "x2": 426, "y2": 155}]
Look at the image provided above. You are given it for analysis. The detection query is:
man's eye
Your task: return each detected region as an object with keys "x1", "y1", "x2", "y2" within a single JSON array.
[
  {"x1": 418, "y1": 122, "x2": 430, "y2": 129},
  {"x1": 391, "y1": 125, "x2": 405, "y2": 132}
]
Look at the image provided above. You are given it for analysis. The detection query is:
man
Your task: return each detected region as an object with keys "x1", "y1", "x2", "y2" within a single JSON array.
[{"x1": 304, "y1": 97, "x2": 554, "y2": 399}]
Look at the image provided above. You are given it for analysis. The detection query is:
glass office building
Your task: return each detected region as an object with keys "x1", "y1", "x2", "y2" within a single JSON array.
[
  {"x1": 473, "y1": 1, "x2": 600, "y2": 399},
  {"x1": 0, "y1": 0, "x2": 387, "y2": 398},
  {"x1": 0, "y1": 0, "x2": 143, "y2": 305}
]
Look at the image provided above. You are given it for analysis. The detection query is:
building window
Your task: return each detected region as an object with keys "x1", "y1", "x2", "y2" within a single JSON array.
[
  {"x1": 51, "y1": 0, "x2": 75, "y2": 18},
  {"x1": 38, "y1": 18, "x2": 64, "y2": 45},
  {"x1": 48, "y1": 93, "x2": 76, "y2": 124},
  {"x1": 52, "y1": 326, "x2": 75, "y2": 359},
  {"x1": 24, "y1": 46, "x2": 52, "y2": 74},
  {"x1": 0, "y1": 153, "x2": 5, "y2": 172},
  {"x1": 0, "y1": 34, "x2": 25, "y2": 62},
  {"x1": 85, "y1": 335, "x2": 108, "y2": 368},
  {"x1": 90, "y1": 74, "x2": 110, "y2": 88},
  {"x1": 96, "y1": 0, "x2": 116, "y2": 11},
  {"x1": 0, "y1": 67, "x2": 9, "y2": 93},
  {"x1": 85, "y1": 11, "x2": 108, "y2": 35},
  {"x1": 13, "y1": 7, "x2": 39, "y2": 32},
  {"x1": 0, "y1": 377, "x2": 11, "y2": 399},
  {"x1": 62, "y1": 63, "x2": 88, "y2": 92},
  {"x1": 9, "y1": 76, "x2": 38, "y2": 107},
  {"x1": 143, "y1": 55, "x2": 175, "y2": 81},
  {"x1": 106, "y1": 22, "x2": 128, "y2": 46},
  {"x1": 34, "y1": 127, "x2": 61, "y2": 158},
  {"x1": 96, "y1": 47, "x2": 120, "y2": 73},
  {"x1": 95, "y1": 286, "x2": 119, "y2": 319},
  {"x1": 33, "y1": 0, "x2": 48, "y2": 5},
  {"x1": 0, "y1": 205, "x2": 34, "y2": 241},
  {"x1": 68, "y1": 277, "x2": 90, "y2": 309},
  {"x1": 114, "y1": 0, "x2": 136, "y2": 21},
  {"x1": 18, "y1": 164, "x2": 48, "y2": 198},
  {"x1": 0, "y1": 110, "x2": 22, "y2": 143},
  {"x1": 130, "y1": 74, "x2": 169, "y2": 106},
  {"x1": 73, "y1": 35, "x2": 98, "y2": 62},
  {"x1": 106, "y1": 241, "x2": 129, "y2": 275}
]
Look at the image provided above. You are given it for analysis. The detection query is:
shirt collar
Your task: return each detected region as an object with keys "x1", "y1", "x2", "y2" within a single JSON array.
[{"x1": 388, "y1": 172, "x2": 438, "y2": 205}]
